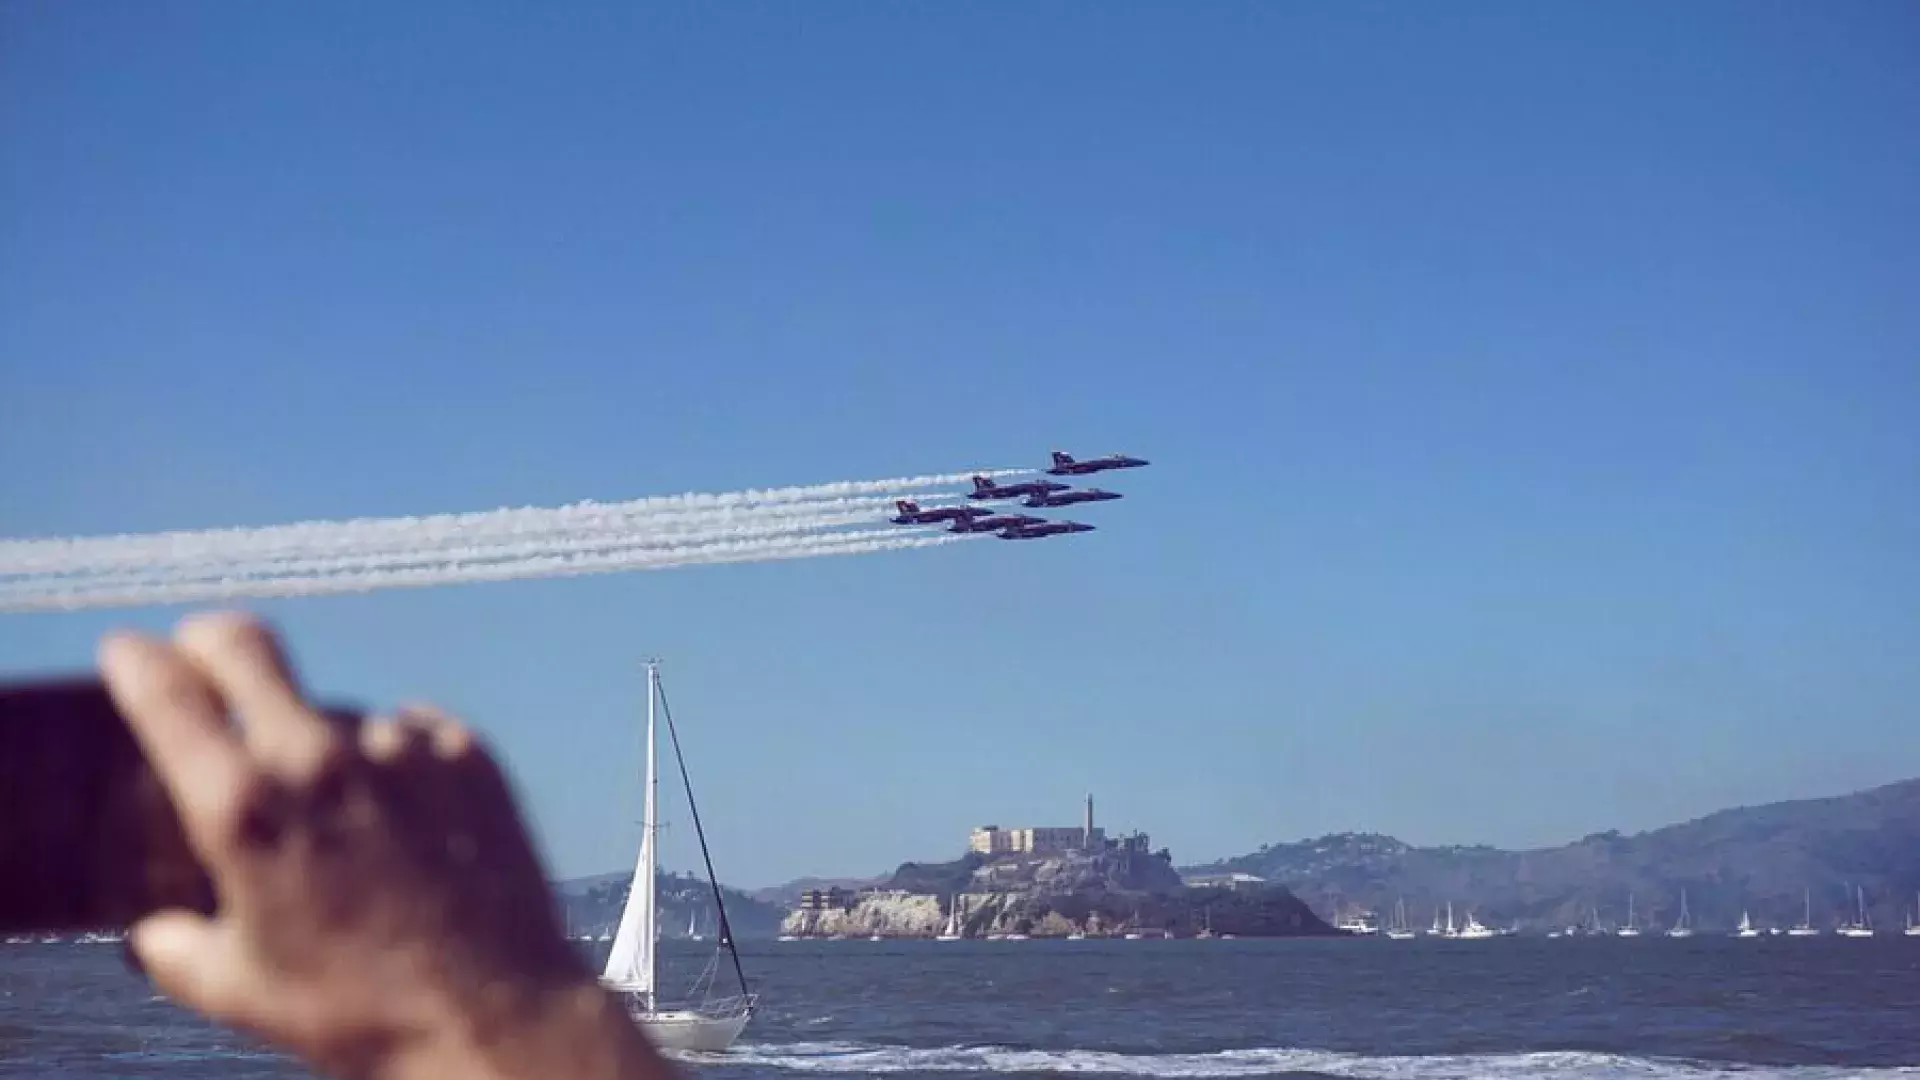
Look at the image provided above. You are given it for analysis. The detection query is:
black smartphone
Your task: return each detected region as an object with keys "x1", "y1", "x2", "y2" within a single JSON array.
[
  {"x1": 0, "y1": 677, "x2": 216, "y2": 934},
  {"x1": 0, "y1": 677, "x2": 359, "y2": 934}
]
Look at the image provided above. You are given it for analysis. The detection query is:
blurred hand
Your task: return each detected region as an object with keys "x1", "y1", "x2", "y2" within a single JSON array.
[{"x1": 99, "y1": 611, "x2": 669, "y2": 1080}]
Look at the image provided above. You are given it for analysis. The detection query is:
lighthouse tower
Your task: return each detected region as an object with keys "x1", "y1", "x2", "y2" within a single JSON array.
[{"x1": 1083, "y1": 793, "x2": 1095, "y2": 850}]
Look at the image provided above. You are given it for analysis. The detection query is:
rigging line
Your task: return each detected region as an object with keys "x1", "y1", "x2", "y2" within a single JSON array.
[{"x1": 653, "y1": 672, "x2": 752, "y2": 1003}]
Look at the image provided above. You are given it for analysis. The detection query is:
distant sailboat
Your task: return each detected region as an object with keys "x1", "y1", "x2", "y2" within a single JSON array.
[
  {"x1": 1735, "y1": 910, "x2": 1760, "y2": 938},
  {"x1": 1666, "y1": 890, "x2": 1694, "y2": 938},
  {"x1": 1838, "y1": 885, "x2": 1874, "y2": 938},
  {"x1": 1787, "y1": 888, "x2": 1820, "y2": 936},
  {"x1": 1385, "y1": 897, "x2": 1417, "y2": 940},
  {"x1": 600, "y1": 660, "x2": 755, "y2": 1052},
  {"x1": 936, "y1": 896, "x2": 964, "y2": 941},
  {"x1": 1196, "y1": 908, "x2": 1217, "y2": 940},
  {"x1": 688, "y1": 909, "x2": 704, "y2": 943},
  {"x1": 1616, "y1": 893, "x2": 1641, "y2": 937},
  {"x1": 1905, "y1": 893, "x2": 1920, "y2": 937}
]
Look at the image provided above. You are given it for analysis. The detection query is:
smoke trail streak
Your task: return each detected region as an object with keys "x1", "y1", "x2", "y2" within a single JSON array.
[
  {"x1": 0, "y1": 494, "x2": 932, "y2": 579},
  {"x1": 0, "y1": 468, "x2": 1020, "y2": 575},
  {"x1": 0, "y1": 530, "x2": 979, "y2": 613},
  {"x1": 11, "y1": 509, "x2": 909, "y2": 591}
]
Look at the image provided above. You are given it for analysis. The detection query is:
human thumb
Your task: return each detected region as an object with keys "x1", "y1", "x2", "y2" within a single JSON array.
[{"x1": 131, "y1": 909, "x2": 247, "y2": 1017}]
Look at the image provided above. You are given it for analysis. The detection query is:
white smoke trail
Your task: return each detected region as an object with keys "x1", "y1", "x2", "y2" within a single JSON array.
[
  {"x1": 0, "y1": 468, "x2": 1029, "y2": 576},
  {"x1": 0, "y1": 468, "x2": 1021, "y2": 576},
  {"x1": 15, "y1": 509, "x2": 909, "y2": 592},
  {"x1": 0, "y1": 529, "x2": 980, "y2": 613}
]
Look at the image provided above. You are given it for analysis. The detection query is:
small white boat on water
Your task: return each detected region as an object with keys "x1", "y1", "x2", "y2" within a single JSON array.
[
  {"x1": 1787, "y1": 889, "x2": 1820, "y2": 936},
  {"x1": 600, "y1": 660, "x2": 755, "y2": 1053},
  {"x1": 1335, "y1": 908, "x2": 1380, "y2": 936},
  {"x1": 1617, "y1": 893, "x2": 1641, "y2": 937},
  {"x1": 1735, "y1": 910, "x2": 1761, "y2": 938},
  {"x1": 1837, "y1": 885, "x2": 1874, "y2": 938},
  {"x1": 1456, "y1": 911, "x2": 1496, "y2": 940},
  {"x1": 1905, "y1": 892, "x2": 1920, "y2": 937},
  {"x1": 936, "y1": 897, "x2": 964, "y2": 941},
  {"x1": 1384, "y1": 898, "x2": 1417, "y2": 940},
  {"x1": 1667, "y1": 890, "x2": 1694, "y2": 938}
]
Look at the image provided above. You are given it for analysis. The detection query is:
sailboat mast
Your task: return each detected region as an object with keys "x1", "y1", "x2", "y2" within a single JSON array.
[{"x1": 640, "y1": 659, "x2": 661, "y2": 1009}]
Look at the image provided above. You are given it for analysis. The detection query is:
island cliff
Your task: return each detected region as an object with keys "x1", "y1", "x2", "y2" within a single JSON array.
[{"x1": 781, "y1": 846, "x2": 1334, "y2": 939}]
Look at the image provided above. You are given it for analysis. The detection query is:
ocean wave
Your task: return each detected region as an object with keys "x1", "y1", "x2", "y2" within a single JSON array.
[{"x1": 685, "y1": 1041, "x2": 1920, "y2": 1079}]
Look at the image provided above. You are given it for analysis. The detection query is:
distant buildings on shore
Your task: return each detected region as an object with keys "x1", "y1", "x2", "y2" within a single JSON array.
[
  {"x1": 969, "y1": 794, "x2": 1153, "y2": 857},
  {"x1": 1182, "y1": 871, "x2": 1267, "y2": 892}
]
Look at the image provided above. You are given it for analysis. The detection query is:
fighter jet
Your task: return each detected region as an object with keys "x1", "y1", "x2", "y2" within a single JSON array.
[
  {"x1": 967, "y1": 475, "x2": 1071, "y2": 501},
  {"x1": 890, "y1": 499, "x2": 993, "y2": 526},
  {"x1": 1043, "y1": 450, "x2": 1150, "y2": 476},
  {"x1": 1022, "y1": 487, "x2": 1123, "y2": 509},
  {"x1": 950, "y1": 512, "x2": 1045, "y2": 534},
  {"x1": 998, "y1": 520, "x2": 1097, "y2": 540}
]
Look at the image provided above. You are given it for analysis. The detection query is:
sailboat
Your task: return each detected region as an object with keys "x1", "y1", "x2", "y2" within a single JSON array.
[
  {"x1": 1735, "y1": 910, "x2": 1760, "y2": 938},
  {"x1": 688, "y1": 909, "x2": 704, "y2": 943},
  {"x1": 1787, "y1": 888, "x2": 1820, "y2": 936},
  {"x1": 1616, "y1": 893, "x2": 1641, "y2": 937},
  {"x1": 1666, "y1": 890, "x2": 1694, "y2": 938},
  {"x1": 936, "y1": 896, "x2": 964, "y2": 941},
  {"x1": 1457, "y1": 910, "x2": 1496, "y2": 940},
  {"x1": 600, "y1": 660, "x2": 755, "y2": 1053},
  {"x1": 1385, "y1": 897, "x2": 1417, "y2": 940},
  {"x1": 1905, "y1": 892, "x2": 1920, "y2": 937},
  {"x1": 1837, "y1": 885, "x2": 1874, "y2": 938}
]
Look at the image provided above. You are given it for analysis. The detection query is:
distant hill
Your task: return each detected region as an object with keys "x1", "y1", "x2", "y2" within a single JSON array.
[
  {"x1": 555, "y1": 869, "x2": 787, "y2": 940},
  {"x1": 1184, "y1": 778, "x2": 1920, "y2": 932}
]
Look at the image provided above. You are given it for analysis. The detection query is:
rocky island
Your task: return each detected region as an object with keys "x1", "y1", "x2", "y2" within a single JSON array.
[{"x1": 780, "y1": 797, "x2": 1335, "y2": 939}]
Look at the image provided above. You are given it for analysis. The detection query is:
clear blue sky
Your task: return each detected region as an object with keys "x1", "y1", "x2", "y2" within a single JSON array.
[{"x1": 3, "y1": 2, "x2": 1916, "y2": 888}]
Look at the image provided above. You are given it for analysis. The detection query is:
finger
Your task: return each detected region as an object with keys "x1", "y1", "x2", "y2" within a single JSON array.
[
  {"x1": 358, "y1": 712, "x2": 435, "y2": 765},
  {"x1": 394, "y1": 701, "x2": 477, "y2": 762},
  {"x1": 130, "y1": 909, "x2": 248, "y2": 1018},
  {"x1": 98, "y1": 631, "x2": 253, "y2": 854},
  {"x1": 173, "y1": 611, "x2": 338, "y2": 782}
]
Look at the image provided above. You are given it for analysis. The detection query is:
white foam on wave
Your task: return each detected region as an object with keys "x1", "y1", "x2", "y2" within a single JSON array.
[{"x1": 683, "y1": 1041, "x2": 1920, "y2": 1080}]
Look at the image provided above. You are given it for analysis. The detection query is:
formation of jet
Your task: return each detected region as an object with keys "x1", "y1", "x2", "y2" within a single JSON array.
[
  {"x1": 889, "y1": 449, "x2": 1148, "y2": 543},
  {"x1": 1044, "y1": 450, "x2": 1150, "y2": 476}
]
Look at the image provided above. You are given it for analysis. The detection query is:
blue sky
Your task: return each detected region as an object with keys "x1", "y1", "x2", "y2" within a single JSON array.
[{"x1": 3, "y1": 2, "x2": 1916, "y2": 888}]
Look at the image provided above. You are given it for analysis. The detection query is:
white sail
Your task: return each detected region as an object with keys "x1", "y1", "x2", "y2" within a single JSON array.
[
  {"x1": 936, "y1": 895, "x2": 963, "y2": 940},
  {"x1": 602, "y1": 664, "x2": 660, "y2": 1004}
]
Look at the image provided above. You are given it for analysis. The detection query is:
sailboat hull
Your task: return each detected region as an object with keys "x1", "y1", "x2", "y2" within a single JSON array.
[{"x1": 634, "y1": 1002, "x2": 753, "y2": 1053}]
